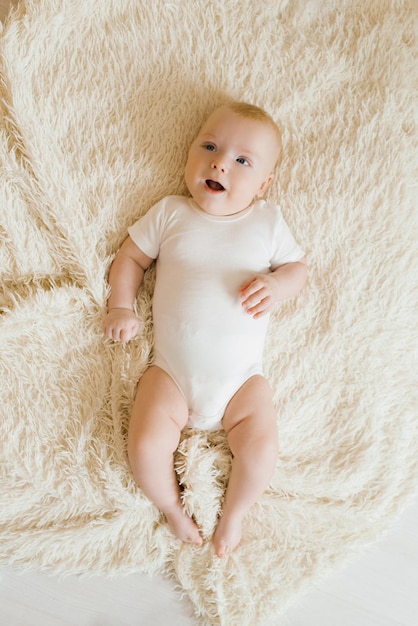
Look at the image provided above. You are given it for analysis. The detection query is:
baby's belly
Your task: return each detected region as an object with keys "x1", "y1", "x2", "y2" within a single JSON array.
[
  {"x1": 155, "y1": 314, "x2": 266, "y2": 370},
  {"x1": 152, "y1": 311, "x2": 269, "y2": 419}
]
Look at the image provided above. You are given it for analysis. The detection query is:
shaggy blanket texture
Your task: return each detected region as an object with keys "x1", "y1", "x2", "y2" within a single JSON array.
[{"x1": 1, "y1": 1, "x2": 417, "y2": 624}]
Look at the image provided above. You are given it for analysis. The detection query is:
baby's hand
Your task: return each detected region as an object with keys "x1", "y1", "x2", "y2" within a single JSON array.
[
  {"x1": 239, "y1": 274, "x2": 280, "y2": 319},
  {"x1": 102, "y1": 308, "x2": 141, "y2": 342}
]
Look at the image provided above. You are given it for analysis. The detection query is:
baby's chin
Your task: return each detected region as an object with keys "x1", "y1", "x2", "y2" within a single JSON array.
[{"x1": 188, "y1": 186, "x2": 256, "y2": 217}]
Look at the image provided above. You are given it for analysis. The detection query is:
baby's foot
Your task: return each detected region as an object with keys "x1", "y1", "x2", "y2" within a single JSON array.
[
  {"x1": 213, "y1": 513, "x2": 243, "y2": 558},
  {"x1": 164, "y1": 506, "x2": 203, "y2": 546}
]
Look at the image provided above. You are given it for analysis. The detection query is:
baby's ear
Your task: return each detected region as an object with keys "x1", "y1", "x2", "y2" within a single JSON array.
[{"x1": 256, "y1": 173, "x2": 274, "y2": 198}]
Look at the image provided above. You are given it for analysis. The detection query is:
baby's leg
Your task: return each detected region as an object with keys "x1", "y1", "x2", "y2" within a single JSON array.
[
  {"x1": 213, "y1": 375, "x2": 279, "y2": 558},
  {"x1": 128, "y1": 366, "x2": 202, "y2": 546}
]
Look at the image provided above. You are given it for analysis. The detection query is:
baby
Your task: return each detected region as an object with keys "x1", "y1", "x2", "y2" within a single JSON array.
[{"x1": 103, "y1": 102, "x2": 307, "y2": 558}]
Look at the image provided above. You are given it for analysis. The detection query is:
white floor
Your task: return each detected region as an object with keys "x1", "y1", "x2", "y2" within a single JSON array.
[{"x1": 1, "y1": 496, "x2": 417, "y2": 626}]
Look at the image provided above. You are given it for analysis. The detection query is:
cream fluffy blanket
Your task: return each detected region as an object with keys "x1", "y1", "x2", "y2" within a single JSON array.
[{"x1": 1, "y1": 1, "x2": 417, "y2": 624}]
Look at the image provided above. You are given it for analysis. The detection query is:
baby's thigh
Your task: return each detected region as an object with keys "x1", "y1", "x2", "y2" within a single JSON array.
[
  {"x1": 129, "y1": 366, "x2": 189, "y2": 440},
  {"x1": 222, "y1": 375, "x2": 277, "y2": 434}
]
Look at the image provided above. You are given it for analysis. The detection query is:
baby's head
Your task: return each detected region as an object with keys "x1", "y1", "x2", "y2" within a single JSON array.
[{"x1": 185, "y1": 102, "x2": 282, "y2": 217}]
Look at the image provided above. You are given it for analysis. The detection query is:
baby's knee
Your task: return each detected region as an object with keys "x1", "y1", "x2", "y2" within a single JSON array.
[
  {"x1": 127, "y1": 427, "x2": 155, "y2": 465},
  {"x1": 254, "y1": 425, "x2": 279, "y2": 460},
  {"x1": 229, "y1": 416, "x2": 279, "y2": 459},
  {"x1": 128, "y1": 414, "x2": 182, "y2": 463}
]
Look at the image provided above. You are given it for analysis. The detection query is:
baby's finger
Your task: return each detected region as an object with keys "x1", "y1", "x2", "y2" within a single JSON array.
[
  {"x1": 111, "y1": 326, "x2": 122, "y2": 342},
  {"x1": 241, "y1": 282, "x2": 267, "y2": 307},
  {"x1": 239, "y1": 278, "x2": 256, "y2": 294},
  {"x1": 120, "y1": 323, "x2": 137, "y2": 343},
  {"x1": 240, "y1": 278, "x2": 262, "y2": 300},
  {"x1": 242, "y1": 293, "x2": 262, "y2": 312},
  {"x1": 103, "y1": 323, "x2": 117, "y2": 341},
  {"x1": 247, "y1": 297, "x2": 272, "y2": 318},
  {"x1": 119, "y1": 328, "x2": 131, "y2": 343}
]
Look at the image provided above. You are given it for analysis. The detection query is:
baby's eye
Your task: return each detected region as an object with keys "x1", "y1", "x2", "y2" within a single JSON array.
[
  {"x1": 204, "y1": 143, "x2": 216, "y2": 152},
  {"x1": 236, "y1": 157, "x2": 249, "y2": 166}
]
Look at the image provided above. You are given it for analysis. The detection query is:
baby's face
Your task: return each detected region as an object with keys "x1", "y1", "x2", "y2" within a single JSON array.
[{"x1": 184, "y1": 106, "x2": 280, "y2": 216}]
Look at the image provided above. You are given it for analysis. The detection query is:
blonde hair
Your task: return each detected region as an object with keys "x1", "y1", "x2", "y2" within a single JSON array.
[{"x1": 224, "y1": 101, "x2": 282, "y2": 158}]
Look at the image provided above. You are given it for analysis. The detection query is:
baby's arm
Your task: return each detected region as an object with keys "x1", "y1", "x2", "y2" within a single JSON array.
[
  {"x1": 240, "y1": 256, "x2": 307, "y2": 319},
  {"x1": 103, "y1": 236, "x2": 154, "y2": 342}
]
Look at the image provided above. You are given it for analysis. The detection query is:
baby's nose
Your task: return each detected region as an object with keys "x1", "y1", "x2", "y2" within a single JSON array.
[{"x1": 211, "y1": 158, "x2": 226, "y2": 172}]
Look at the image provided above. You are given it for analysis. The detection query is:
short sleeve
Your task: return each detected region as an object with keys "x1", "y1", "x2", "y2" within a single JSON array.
[
  {"x1": 127, "y1": 197, "x2": 168, "y2": 259},
  {"x1": 269, "y1": 205, "x2": 305, "y2": 269}
]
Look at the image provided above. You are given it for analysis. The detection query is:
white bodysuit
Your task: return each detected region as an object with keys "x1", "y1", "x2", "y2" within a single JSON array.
[{"x1": 128, "y1": 195, "x2": 304, "y2": 430}]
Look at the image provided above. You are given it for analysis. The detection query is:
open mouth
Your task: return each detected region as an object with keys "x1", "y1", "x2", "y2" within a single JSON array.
[{"x1": 205, "y1": 179, "x2": 225, "y2": 192}]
